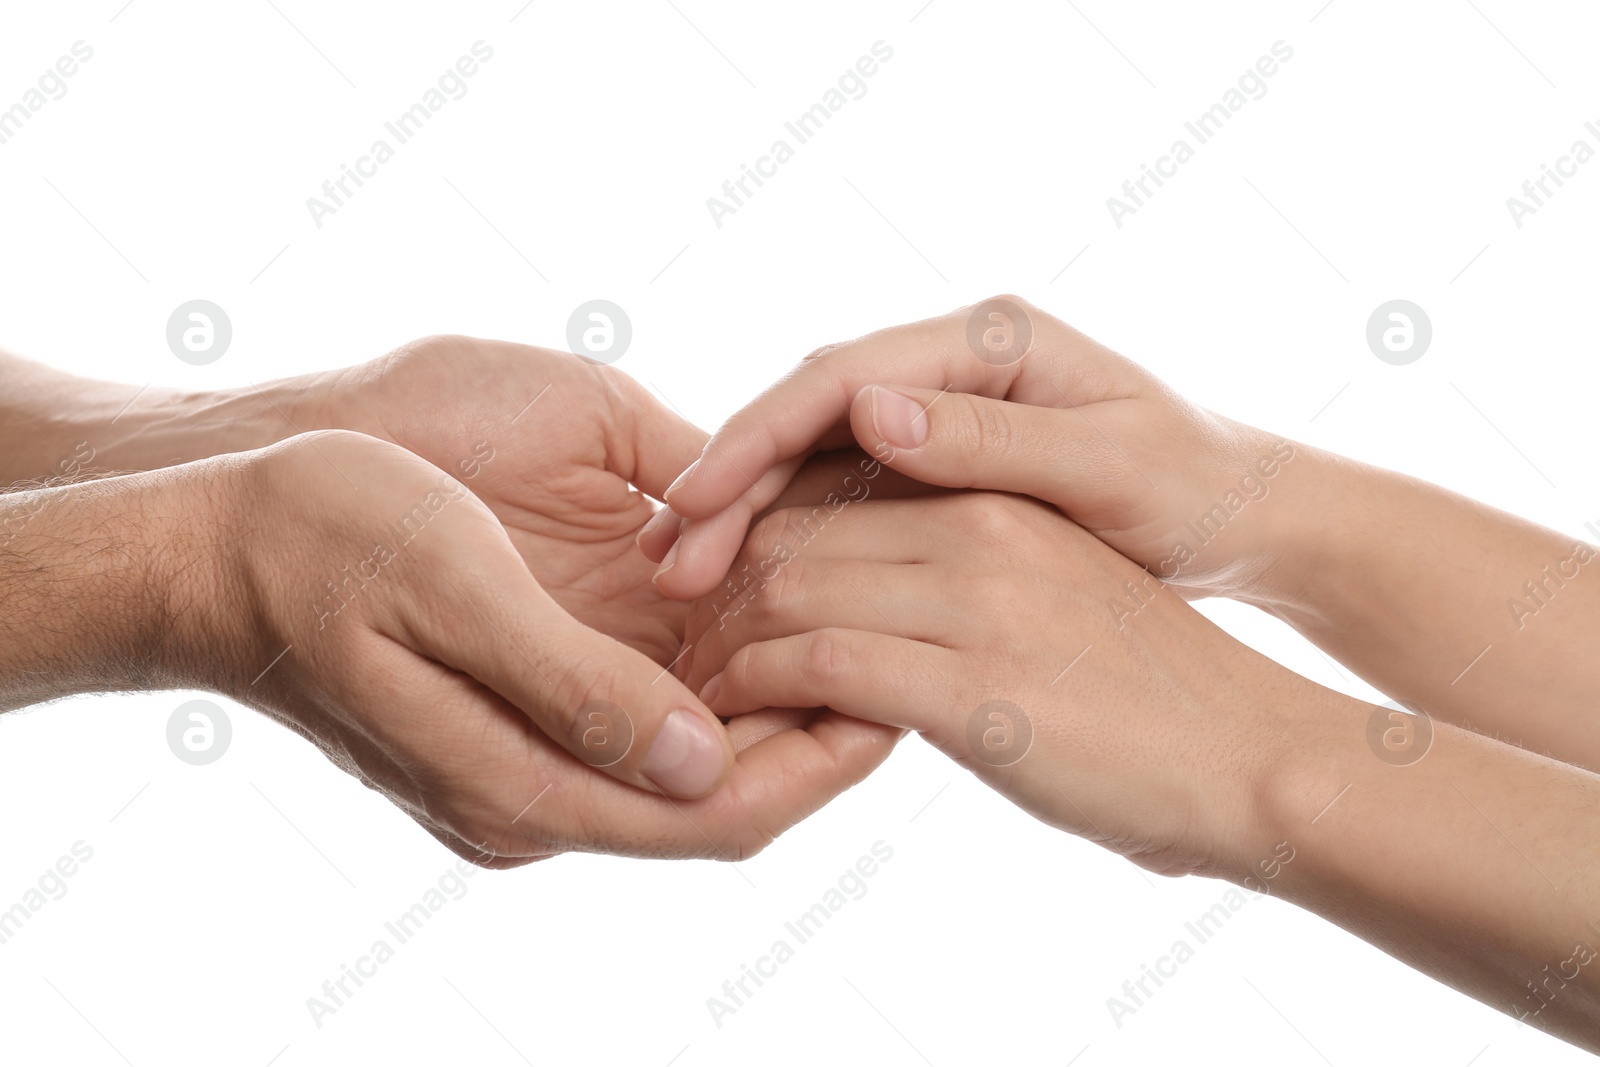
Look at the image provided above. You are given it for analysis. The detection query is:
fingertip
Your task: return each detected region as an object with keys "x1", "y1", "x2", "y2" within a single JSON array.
[
  {"x1": 698, "y1": 671, "x2": 725, "y2": 709},
  {"x1": 663, "y1": 443, "x2": 774, "y2": 520},
  {"x1": 640, "y1": 707, "x2": 734, "y2": 799},
  {"x1": 661, "y1": 459, "x2": 698, "y2": 509},
  {"x1": 637, "y1": 506, "x2": 682, "y2": 564},
  {"x1": 652, "y1": 509, "x2": 751, "y2": 601},
  {"x1": 663, "y1": 453, "x2": 725, "y2": 517}
]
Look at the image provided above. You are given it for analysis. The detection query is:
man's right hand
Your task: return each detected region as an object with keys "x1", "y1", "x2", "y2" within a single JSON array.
[{"x1": 1, "y1": 430, "x2": 899, "y2": 866}]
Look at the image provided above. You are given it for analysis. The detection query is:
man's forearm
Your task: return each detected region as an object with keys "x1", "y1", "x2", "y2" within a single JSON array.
[
  {"x1": 0, "y1": 349, "x2": 317, "y2": 484},
  {"x1": 0, "y1": 468, "x2": 216, "y2": 710},
  {"x1": 1244, "y1": 446, "x2": 1600, "y2": 769}
]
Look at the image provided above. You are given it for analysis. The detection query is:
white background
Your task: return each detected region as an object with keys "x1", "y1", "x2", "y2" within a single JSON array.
[{"x1": 1, "y1": 1, "x2": 1597, "y2": 1063}]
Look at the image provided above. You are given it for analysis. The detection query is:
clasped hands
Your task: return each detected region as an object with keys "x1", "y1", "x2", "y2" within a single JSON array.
[
  {"x1": 230, "y1": 294, "x2": 1321, "y2": 882},
  {"x1": 17, "y1": 295, "x2": 1599, "y2": 1044},
  {"x1": 8, "y1": 298, "x2": 1327, "y2": 878}
]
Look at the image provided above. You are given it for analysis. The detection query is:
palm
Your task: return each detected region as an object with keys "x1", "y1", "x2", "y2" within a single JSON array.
[{"x1": 329, "y1": 336, "x2": 697, "y2": 666}]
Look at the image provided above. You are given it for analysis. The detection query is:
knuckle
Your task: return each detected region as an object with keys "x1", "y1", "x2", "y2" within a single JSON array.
[
  {"x1": 799, "y1": 627, "x2": 855, "y2": 685},
  {"x1": 741, "y1": 509, "x2": 793, "y2": 565},
  {"x1": 741, "y1": 506, "x2": 818, "y2": 570},
  {"x1": 983, "y1": 292, "x2": 1033, "y2": 312},
  {"x1": 720, "y1": 825, "x2": 775, "y2": 862},
  {"x1": 753, "y1": 554, "x2": 806, "y2": 616},
  {"x1": 800, "y1": 341, "x2": 846, "y2": 364},
  {"x1": 392, "y1": 333, "x2": 467, "y2": 364},
  {"x1": 963, "y1": 395, "x2": 1014, "y2": 459},
  {"x1": 951, "y1": 491, "x2": 1022, "y2": 545}
]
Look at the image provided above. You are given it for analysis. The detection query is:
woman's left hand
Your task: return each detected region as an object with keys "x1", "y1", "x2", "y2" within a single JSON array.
[{"x1": 683, "y1": 489, "x2": 1313, "y2": 879}]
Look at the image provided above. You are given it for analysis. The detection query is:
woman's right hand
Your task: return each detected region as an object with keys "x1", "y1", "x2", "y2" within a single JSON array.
[{"x1": 646, "y1": 296, "x2": 1313, "y2": 605}]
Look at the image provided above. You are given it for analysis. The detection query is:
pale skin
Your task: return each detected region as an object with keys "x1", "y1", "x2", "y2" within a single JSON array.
[
  {"x1": 0, "y1": 336, "x2": 900, "y2": 866},
  {"x1": 647, "y1": 297, "x2": 1600, "y2": 1048}
]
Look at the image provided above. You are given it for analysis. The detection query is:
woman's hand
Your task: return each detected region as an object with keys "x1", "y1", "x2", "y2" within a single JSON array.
[
  {"x1": 681, "y1": 488, "x2": 1600, "y2": 1048},
  {"x1": 681, "y1": 489, "x2": 1306, "y2": 877},
  {"x1": 649, "y1": 296, "x2": 1308, "y2": 604}
]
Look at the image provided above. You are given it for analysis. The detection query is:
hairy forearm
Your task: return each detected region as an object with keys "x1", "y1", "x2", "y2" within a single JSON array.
[
  {"x1": 0, "y1": 349, "x2": 321, "y2": 484},
  {"x1": 1245, "y1": 446, "x2": 1600, "y2": 769},
  {"x1": 1252, "y1": 685, "x2": 1600, "y2": 1049},
  {"x1": 0, "y1": 468, "x2": 217, "y2": 709}
]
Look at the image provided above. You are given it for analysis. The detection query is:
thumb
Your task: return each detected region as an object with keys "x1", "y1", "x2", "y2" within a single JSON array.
[
  {"x1": 850, "y1": 385, "x2": 1095, "y2": 507},
  {"x1": 419, "y1": 567, "x2": 735, "y2": 800},
  {"x1": 617, "y1": 374, "x2": 710, "y2": 502}
]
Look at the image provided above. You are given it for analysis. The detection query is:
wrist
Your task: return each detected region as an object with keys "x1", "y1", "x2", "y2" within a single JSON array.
[
  {"x1": 1224, "y1": 430, "x2": 1345, "y2": 615},
  {"x1": 1185, "y1": 646, "x2": 1359, "y2": 888},
  {"x1": 92, "y1": 378, "x2": 328, "y2": 475},
  {"x1": 1233, "y1": 680, "x2": 1372, "y2": 891}
]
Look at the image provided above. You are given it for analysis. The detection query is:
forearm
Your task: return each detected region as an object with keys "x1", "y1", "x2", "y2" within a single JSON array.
[
  {"x1": 0, "y1": 468, "x2": 219, "y2": 710},
  {"x1": 0, "y1": 349, "x2": 320, "y2": 484},
  {"x1": 1251, "y1": 685, "x2": 1600, "y2": 1049},
  {"x1": 1243, "y1": 444, "x2": 1600, "y2": 768}
]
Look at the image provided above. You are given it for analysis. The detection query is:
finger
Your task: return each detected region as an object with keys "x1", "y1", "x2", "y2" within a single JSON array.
[
  {"x1": 724, "y1": 707, "x2": 823, "y2": 752},
  {"x1": 666, "y1": 710, "x2": 904, "y2": 858},
  {"x1": 636, "y1": 505, "x2": 682, "y2": 563},
  {"x1": 686, "y1": 557, "x2": 945, "y2": 693},
  {"x1": 651, "y1": 455, "x2": 805, "y2": 601},
  {"x1": 730, "y1": 494, "x2": 971, "y2": 566},
  {"x1": 663, "y1": 448, "x2": 934, "y2": 574},
  {"x1": 665, "y1": 296, "x2": 1103, "y2": 520},
  {"x1": 703, "y1": 628, "x2": 952, "y2": 734},
  {"x1": 662, "y1": 310, "x2": 1005, "y2": 517},
  {"x1": 849, "y1": 385, "x2": 1122, "y2": 511},
  {"x1": 646, "y1": 424, "x2": 863, "y2": 567},
  {"x1": 764, "y1": 449, "x2": 933, "y2": 513},
  {"x1": 357, "y1": 630, "x2": 896, "y2": 862},
  {"x1": 408, "y1": 559, "x2": 735, "y2": 800},
  {"x1": 517, "y1": 710, "x2": 905, "y2": 861}
]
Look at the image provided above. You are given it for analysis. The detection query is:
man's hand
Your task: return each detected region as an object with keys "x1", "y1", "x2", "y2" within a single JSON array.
[
  {"x1": 0, "y1": 432, "x2": 900, "y2": 866},
  {"x1": 0, "y1": 336, "x2": 902, "y2": 864},
  {"x1": 308, "y1": 336, "x2": 702, "y2": 668}
]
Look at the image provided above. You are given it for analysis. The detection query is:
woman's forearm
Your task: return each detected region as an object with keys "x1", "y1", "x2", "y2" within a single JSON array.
[
  {"x1": 1259, "y1": 683, "x2": 1600, "y2": 1049},
  {"x1": 1245, "y1": 444, "x2": 1600, "y2": 769}
]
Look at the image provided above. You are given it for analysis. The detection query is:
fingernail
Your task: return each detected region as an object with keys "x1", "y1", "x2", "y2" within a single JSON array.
[
  {"x1": 664, "y1": 461, "x2": 699, "y2": 501},
  {"x1": 641, "y1": 709, "x2": 726, "y2": 796},
  {"x1": 871, "y1": 387, "x2": 928, "y2": 450},
  {"x1": 699, "y1": 672, "x2": 725, "y2": 708},
  {"x1": 638, "y1": 506, "x2": 676, "y2": 543},
  {"x1": 652, "y1": 539, "x2": 680, "y2": 584}
]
